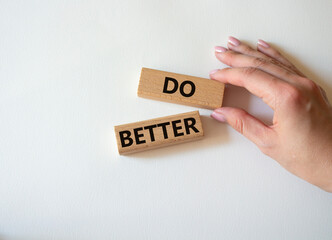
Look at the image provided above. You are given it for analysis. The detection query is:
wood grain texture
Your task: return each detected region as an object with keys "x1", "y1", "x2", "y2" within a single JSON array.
[
  {"x1": 114, "y1": 111, "x2": 203, "y2": 155},
  {"x1": 138, "y1": 67, "x2": 225, "y2": 109}
]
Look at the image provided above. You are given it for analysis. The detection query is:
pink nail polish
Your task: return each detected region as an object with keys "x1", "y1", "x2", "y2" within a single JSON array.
[
  {"x1": 228, "y1": 36, "x2": 241, "y2": 46},
  {"x1": 215, "y1": 46, "x2": 227, "y2": 53},
  {"x1": 209, "y1": 69, "x2": 219, "y2": 75},
  {"x1": 257, "y1": 39, "x2": 270, "y2": 48},
  {"x1": 211, "y1": 111, "x2": 226, "y2": 122}
]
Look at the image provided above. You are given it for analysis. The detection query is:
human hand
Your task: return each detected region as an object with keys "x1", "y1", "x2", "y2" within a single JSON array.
[{"x1": 209, "y1": 37, "x2": 332, "y2": 192}]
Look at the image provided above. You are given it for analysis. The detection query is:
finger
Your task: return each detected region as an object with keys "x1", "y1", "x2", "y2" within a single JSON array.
[
  {"x1": 257, "y1": 39, "x2": 305, "y2": 77},
  {"x1": 211, "y1": 107, "x2": 276, "y2": 150},
  {"x1": 210, "y1": 67, "x2": 285, "y2": 109},
  {"x1": 227, "y1": 36, "x2": 269, "y2": 60},
  {"x1": 215, "y1": 48, "x2": 301, "y2": 84},
  {"x1": 225, "y1": 37, "x2": 301, "y2": 76}
]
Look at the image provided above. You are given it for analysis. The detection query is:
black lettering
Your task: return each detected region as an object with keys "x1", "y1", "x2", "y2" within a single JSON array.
[
  {"x1": 133, "y1": 127, "x2": 146, "y2": 145},
  {"x1": 163, "y1": 77, "x2": 178, "y2": 94},
  {"x1": 157, "y1": 122, "x2": 170, "y2": 139},
  {"x1": 144, "y1": 124, "x2": 157, "y2": 142},
  {"x1": 179, "y1": 81, "x2": 195, "y2": 97},
  {"x1": 119, "y1": 130, "x2": 133, "y2": 147},
  {"x1": 184, "y1": 117, "x2": 199, "y2": 134},
  {"x1": 172, "y1": 120, "x2": 184, "y2": 137}
]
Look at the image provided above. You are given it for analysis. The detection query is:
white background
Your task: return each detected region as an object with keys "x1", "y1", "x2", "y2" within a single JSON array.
[{"x1": 1, "y1": 0, "x2": 332, "y2": 239}]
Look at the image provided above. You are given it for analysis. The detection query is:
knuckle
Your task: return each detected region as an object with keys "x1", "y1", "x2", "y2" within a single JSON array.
[
  {"x1": 289, "y1": 65, "x2": 301, "y2": 74},
  {"x1": 241, "y1": 45, "x2": 254, "y2": 55},
  {"x1": 234, "y1": 118, "x2": 245, "y2": 135},
  {"x1": 233, "y1": 111, "x2": 247, "y2": 134},
  {"x1": 242, "y1": 67, "x2": 259, "y2": 77},
  {"x1": 281, "y1": 84, "x2": 306, "y2": 106},
  {"x1": 219, "y1": 67, "x2": 231, "y2": 76},
  {"x1": 302, "y1": 78, "x2": 319, "y2": 92},
  {"x1": 222, "y1": 51, "x2": 236, "y2": 67},
  {"x1": 284, "y1": 85, "x2": 301, "y2": 100},
  {"x1": 269, "y1": 58, "x2": 280, "y2": 65},
  {"x1": 252, "y1": 57, "x2": 268, "y2": 68},
  {"x1": 272, "y1": 59, "x2": 291, "y2": 70},
  {"x1": 280, "y1": 69, "x2": 294, "y2": 79}
]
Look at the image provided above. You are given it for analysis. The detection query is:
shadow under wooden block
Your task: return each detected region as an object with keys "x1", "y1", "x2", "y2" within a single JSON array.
[
  {"x1": 138, "y1": 67, "x2": 225, "y2": 109},
  {"x1": 127, "y1": 115, "x2": 230, "y2": 159}
]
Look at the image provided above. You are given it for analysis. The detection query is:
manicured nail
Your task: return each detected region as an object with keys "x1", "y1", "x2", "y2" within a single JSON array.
[
  {"x1": 215, "y1": 46, "x2": 227, "y2": 53},
  {"x1": 228, "y1": 36, "x2": 241, "y2": 46},
  {"x1": 257, "y1": 39, "x2": 270, "y2": 48},
  {"x1": 209, "y1": 69, "x2": 219, "y2": 75},
  {"x1": 211, "y1": 109, "x2": 227, "y2": 122}
]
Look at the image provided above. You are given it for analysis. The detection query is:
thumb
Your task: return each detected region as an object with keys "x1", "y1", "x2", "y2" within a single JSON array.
[{"x1": 211, "y1": 107, "x2": 275, "y2": 150}]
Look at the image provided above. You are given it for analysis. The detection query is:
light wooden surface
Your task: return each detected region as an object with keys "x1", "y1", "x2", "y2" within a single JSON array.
[
  {"x1": 138, "y1": 67, "x2": 225, "y2": 109},
  {"x1": 114, "y1": 111, "x2": 203, "y2": 154}
]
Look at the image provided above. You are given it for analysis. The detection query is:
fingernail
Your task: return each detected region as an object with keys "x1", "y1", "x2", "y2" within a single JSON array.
[
  {"x1": 211, "y1": 109, "x2": 227, "y2": 122},
  {"x1": 215, "y1": 46, "x2": 228, "y2": 53},
  {"x1": 209, "y1": 69, "x2": 219, "y2": 75},
  {"x1": 228, "y1": 36, "x2": 241, "y2": 46},
  {"x1": 257, "y1": 39, "x2": 270, "y2": 48}
]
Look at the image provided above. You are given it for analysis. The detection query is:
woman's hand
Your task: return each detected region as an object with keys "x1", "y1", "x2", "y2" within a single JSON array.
[{"x1": 210, "y1": 37, "x2": 332, "y2": 192}]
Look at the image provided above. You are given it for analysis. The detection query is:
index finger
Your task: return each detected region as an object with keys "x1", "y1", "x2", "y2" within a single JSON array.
[{"x1": 210, "y1": 67, "x2": 285, "y2": 110}]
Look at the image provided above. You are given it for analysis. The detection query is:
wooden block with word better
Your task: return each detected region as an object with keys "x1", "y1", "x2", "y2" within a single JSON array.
[
  {"x1": 138, "y1": 67, "x2": 225, "y2": 109},
  {"x1": 114, "y1": 111, "x2": 204, "y2": 155}
]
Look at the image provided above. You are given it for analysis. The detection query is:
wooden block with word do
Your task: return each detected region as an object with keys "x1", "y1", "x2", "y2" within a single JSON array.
[
  {"x1": 138, "y1": 67, "x2": 225, "y2": 109},
  {"x1": 114, "y1": 111, "x2": 204, "y2": 155}
]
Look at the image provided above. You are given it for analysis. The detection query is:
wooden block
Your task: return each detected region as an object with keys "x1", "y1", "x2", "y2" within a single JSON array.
[
  {"x1": 138, "y1": 67, "x2": 225, "y2": 109},
  {"x1": 114, "y1": 111, "x2": 204, "y2": 155}
]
